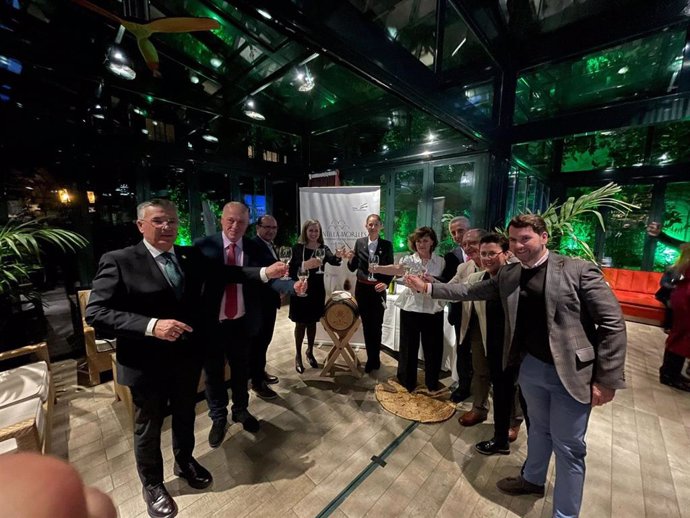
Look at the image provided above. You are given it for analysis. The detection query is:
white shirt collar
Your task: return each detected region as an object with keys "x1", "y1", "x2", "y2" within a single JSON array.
[
  {"x1": 520, "y1": 249, "x2": 549, "y2": 269},
  {"x1": 142, "y1": 239, "x2": 173, "y2": 258},
  {"x1": 222, "y1": 233, "x2": 243, "y2": 251}
]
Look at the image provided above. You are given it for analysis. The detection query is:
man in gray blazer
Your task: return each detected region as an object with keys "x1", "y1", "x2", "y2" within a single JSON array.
[{"x1": 407, "y1": 214, "x2": 626, "y2": 518}]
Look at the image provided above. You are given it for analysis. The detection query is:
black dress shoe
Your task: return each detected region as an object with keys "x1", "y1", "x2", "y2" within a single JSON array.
[
  {"x1": 208, "y1": 420, "x2": 228, "y2": 449},
  {"x1": 251, "y1": 382, "x2": 278, "y2": 400},
  {"x1": 660, "y1": 375, "x2": 690, "y2": 392},
  {"x1": 450, "y1": 387, "x2": 470, "y2": 403},
  {"x1": 496, "y1": 475, "x2": 544, "y2": 496},
  {"x1": 174, "y1": 458, "x2": 213, "y2": 489},
  {"x1": 232, "y1": 409, "x2": 260, "y2": 433},
  {"x1": 295, "y1": 360, "x2": 305, "y2": 374},
  {"x1": 306, "y1": 350, "x2": 319, "y2": 368},
  {"x1": 142, "y1": 484, "x2": 177, "y2": 518},
  {"x1": 364, "y1": 360, "x2": 380, "y2": 373},
  {"x1": 475, "y1": 438, "x2": 510, "y2": 456},
  {"x1": 264, "y1": 372, "x2": 279, "y2": 385}
]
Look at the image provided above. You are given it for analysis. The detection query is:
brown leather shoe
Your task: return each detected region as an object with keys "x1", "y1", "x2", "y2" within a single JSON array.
[
  {"x1": 496, "y1": 475, "x2": 544, "y2": 497},
  {"x1": 459, "y1": 410, "x2": 487, "y2": 427},
  {"x1": 508, "y1": 424, "x2": 521, "y2": 443}
]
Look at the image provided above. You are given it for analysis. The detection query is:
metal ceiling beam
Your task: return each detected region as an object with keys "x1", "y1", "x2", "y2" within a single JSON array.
[
  {"x1": 517, "y1": 0, "x2": 690, "y2": 70},
  {"x1": 511, "y1": 91, "x2": 690, "y2": 143},
  {"x1": 228, "y1": 0, "x2": 493, "y2": 143}
]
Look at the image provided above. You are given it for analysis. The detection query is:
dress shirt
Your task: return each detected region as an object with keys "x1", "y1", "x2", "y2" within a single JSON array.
[
  {"x1": 142, "y1": 239, "x2": 177, "y2": 336},
  {"x1": 396, "y1": 253, "x2": 446, "y2": 314},
  {"x1": 220, "y1": 234, "x2": 246, "y2": 320}
]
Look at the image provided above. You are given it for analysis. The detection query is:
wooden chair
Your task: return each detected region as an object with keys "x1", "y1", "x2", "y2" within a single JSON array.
[
  {"x1": 0, "y1": 342, "x2": 54, "y2": 453},
  {"x1": 77, "y1": 290, "x2": 116, "y2": 385}
]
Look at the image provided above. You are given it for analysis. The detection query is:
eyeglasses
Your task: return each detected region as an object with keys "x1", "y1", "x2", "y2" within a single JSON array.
[
  {"x1": 480, "y1": 251, "x2": 504, "y2": 259},
  {"x1": 258, "y1": 224, "x2": 278, "y2": 230},
  {"x1": 141, "y1": 218, "x2": 178, "y2": 228}
]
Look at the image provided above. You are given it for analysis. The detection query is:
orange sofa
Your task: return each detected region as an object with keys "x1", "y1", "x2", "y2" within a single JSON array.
[{"x1": 602, "y1": 268, "x2": 665, "y2": 326}]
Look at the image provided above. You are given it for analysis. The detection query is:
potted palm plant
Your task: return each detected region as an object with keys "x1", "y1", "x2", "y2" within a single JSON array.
[{"x1": 0, "y1": 218, "x2": 88, "y2": 350}]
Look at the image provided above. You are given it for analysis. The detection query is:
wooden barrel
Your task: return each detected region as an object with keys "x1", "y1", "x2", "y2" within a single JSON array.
[{"x1": 323, "y1": 291, "x2": 359, "y2": 333}]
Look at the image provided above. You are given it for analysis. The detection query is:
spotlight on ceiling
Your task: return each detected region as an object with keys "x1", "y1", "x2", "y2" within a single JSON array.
[
  {"x1": 202, "y1": 134, "x2": 219, "y2": 143},
  {"x1": 297, "y1": 67, "x2": 315, "y2": 92},
  {"x1": 243, "y1": 99, "x2": 265, "y2": 120},
  {"x1": 105, "y1": 44, "x2": 135, "y2": 80},
  {"x1": 257, "y1": 9, "x2": 272, "y2": 20},
  {"x1": 210, "y1": 57, "x2": 223, "y2": 68},
  {"x1": 189, "y1": 72, "x2": 200, "y2": 84}
]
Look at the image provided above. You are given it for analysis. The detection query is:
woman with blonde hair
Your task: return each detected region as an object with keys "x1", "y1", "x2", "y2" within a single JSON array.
[
  {"x1": 288, "y1": 219, "x2": 342, "y2": 373},
  {"x1": 659, "y1": 243, "x2": 690, "y2": 392}
]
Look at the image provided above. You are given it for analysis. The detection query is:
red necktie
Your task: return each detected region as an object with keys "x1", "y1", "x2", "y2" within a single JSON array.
[{"x1": 224, "y1": 243, "x2": 237, "y2": 319}]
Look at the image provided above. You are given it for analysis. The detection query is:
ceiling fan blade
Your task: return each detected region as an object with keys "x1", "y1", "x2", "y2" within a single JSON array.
[
  {"x1": 72, "y1": 0, "x2": 124, "y2": 25},
  {"x1": 146, "y1": 17, "x2": 220, "y2": 34},
  {"x1": 137, "y1": 37, "x2": 161, "y2": 76}
]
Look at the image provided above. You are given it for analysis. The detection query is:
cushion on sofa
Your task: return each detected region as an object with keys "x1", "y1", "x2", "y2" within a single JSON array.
[
  {"x1": 615, "y1": 291, "x2": 665, "y2": 308},
  {"x1": 0, "y1": 361, "x2": 50, "y2": 409}
]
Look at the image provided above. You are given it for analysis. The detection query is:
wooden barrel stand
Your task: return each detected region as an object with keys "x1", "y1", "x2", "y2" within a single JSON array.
[{"x1": 320, "y1": 292, "x2": 361, "y2": 378}]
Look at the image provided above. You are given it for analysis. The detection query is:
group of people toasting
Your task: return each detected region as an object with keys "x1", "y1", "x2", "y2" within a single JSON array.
[{"x1": 87, "y1": 198, "x2": 627, "y2": 518}]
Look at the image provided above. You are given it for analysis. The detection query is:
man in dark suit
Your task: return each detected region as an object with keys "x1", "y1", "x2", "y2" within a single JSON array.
[
  {"x1": 439, "y1": 216, "x2": 472, "y2": 402},
  {"x1": 196, "y1": 202, "x2": 300, "y2": 449},
  {"x1": 250, "y1": 214, "x2": 283, "y2": 400},
  {"x1": 408, "y1": 214, "x2": 626, "y2": 518},
  {"x1": 346, "y1": 214, "x2": 394, "y2": 372},
  {"x1": 86, "y1": 199, "x2": 285, "y2": 518}
]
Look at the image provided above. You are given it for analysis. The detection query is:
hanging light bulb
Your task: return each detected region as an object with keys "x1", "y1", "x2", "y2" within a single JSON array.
[{"x1": 243, "y1": 98, "x2": 265, "y2": 120}]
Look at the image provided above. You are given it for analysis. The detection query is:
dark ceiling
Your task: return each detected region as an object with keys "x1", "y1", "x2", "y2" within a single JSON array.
[{"x1": 1, "y1": 0, "x2": 690, "y2": 170}]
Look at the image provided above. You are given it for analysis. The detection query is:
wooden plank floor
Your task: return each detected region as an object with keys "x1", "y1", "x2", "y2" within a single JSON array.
[{"x1": 50, "y1": 312, "x2": 690, "y2": 518}]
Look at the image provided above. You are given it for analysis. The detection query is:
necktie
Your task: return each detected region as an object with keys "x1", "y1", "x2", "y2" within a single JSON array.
[
  {"x1": 161, "y1": 252, "x2": 183, "y2": 299},
  {"x1": 270, "y1": 242, "x2": 278, "y2": 260},
  {"x1": 224, "y1": 243, "x2": 238, "y2": 319}
]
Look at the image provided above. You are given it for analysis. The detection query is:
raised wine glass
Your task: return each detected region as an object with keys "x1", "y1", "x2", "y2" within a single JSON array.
[
  {"x1": 314, "y1": 247, "x2": 326, "y2": 274},
  {"x1": 368, "y1": 253, "x2": 379, "y2": 281},
  {"x1": 297, "y1": 264, "x2": 309, "y2": 297},
  {"x1": 279, "y1": 246, "x2": 292, "y2": 280}
]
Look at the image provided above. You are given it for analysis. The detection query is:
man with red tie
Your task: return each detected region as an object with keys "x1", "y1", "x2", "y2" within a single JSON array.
[{"x1": 195, "y1": 202, "x2": 295, "y2": 448}]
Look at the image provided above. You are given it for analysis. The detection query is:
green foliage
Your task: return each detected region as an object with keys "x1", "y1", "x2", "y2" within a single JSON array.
[
  {"x1": 0, "y1": 218, "x2": 88, "y2": 297},
  {"x1": 538, "y1": 182, "x2": 638, "y2": 262},
  {"x1": 167, "y1": 173, "x2": 192, "y2": 246},
  {"x1": 393, "y1": 210, "x2": 415, "y2": 252}
]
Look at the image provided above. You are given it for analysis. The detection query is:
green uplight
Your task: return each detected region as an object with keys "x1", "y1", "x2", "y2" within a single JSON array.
[{"x1": 145, "y1": 95, "x2": 154, "y2": 104}]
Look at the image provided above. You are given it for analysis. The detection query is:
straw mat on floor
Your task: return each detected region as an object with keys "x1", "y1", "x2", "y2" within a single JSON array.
[{"x1": 375, "y1": 376, "x2": 456, "y2": 423}]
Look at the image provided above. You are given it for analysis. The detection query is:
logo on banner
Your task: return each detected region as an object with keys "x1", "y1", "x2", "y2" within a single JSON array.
[
  {"x1": 352, "y1": 202, "x2": 368, "y2": 212},
  {"x1": 324, "y1": 219, "x2": 366, "y2": 240}
]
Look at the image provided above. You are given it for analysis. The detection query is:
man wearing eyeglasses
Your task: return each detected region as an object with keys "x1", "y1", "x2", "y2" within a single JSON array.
[
  {"x1": 406, "y1": 214, "x2": 626, "y2": 518},
  {"x1": 250, "y1": 214, "x2": 282, "y2": 400},
  {"x1": 86, "y1": 199, "x2": 287, "y2": 518}
]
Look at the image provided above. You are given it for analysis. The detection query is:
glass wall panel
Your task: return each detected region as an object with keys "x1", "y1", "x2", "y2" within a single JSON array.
[
  {"x1": 561, "y1": 128, "x2": 646, "y2": 172},
  {"x1": 149, "y1": 166, "x2": 192, "y2": 245},
  {"x1": 512, "y1": 139, "x2": 553, "y2": 176},
  {"x1": 504, "y1": 167, "x2": 549, "y2": 224},
  {"x1": 601, "y1": 184, "x2": 652, "y2": 270},
  {"x1": 515, "y1": 29, "x2": 685, "y2": 124},
  {"x1": 650, "y1": 121, "x2": 690, "y2": 166},
  {"x1": 656, "y1": 181, "x2": 690, "y2": 270},
  {"x1": 392, "y1": 168, "x2": 424, "y2": 252},
  {"x1": 198, "y1": 171, "x2": 230, "y2": 237},
  {"x1": 432, "y1": 160, "x2": 479, "y2": 255}
]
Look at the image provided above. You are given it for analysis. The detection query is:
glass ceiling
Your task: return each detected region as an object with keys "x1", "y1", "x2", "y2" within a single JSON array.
[
  {"x1": 514, "y1": 29, "x2": 686, "y2": 124},
  {"x1": 349, "y1": 0, "x2": 438, "y2": 69}
]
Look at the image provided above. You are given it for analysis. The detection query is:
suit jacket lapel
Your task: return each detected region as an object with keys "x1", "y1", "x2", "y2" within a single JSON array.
[
  {"x1": 135, "y1": 241, "x2": 174, "y2": 295},
  {"x1": 503, "y1": 264, "x2": 521, "y2": 349},
  {"x1": 544, "y1": 253, "x2": 563, "y2": 333}
]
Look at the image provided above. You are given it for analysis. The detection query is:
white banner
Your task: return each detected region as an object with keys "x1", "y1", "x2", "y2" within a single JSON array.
[{"x1": 299, "y1": 186, "x2": 380, "y2": 346}]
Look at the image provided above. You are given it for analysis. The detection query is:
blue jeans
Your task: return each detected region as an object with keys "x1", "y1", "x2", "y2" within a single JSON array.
[{"x1": 519, "y1": 354, "x2": 592, "y2": 518}]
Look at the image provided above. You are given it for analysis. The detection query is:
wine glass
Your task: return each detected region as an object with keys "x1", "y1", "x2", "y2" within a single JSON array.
[
  {"x1": 315, "y1": 247, "x2": 326, "y2": 274},
  {"x1": 279, "y1": 246, "x2": 292, "y2": 280},
  {"x1": 400, "y1": 255, "x2": 412, "y2": 276},
  {"x1": 297, "y1": 264, "x2": 309, "y2": 297},
  {"x1": 368, "y1": 253, "x2": 379, "y2": 281}
]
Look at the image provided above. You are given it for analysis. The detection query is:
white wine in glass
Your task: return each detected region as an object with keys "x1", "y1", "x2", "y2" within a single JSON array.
[
  {"x1": 368, "y1": 253, "x2": 379, "y2": 281},
  {"x1": 279, "y1": 246, "x2": 292, "y2": 280},
  {"x1": 297, "y1": 264, "x2": 309, "y2": 297},
  {"x1": 314, "y1": 247, "x2": 326, "y2": 274}
]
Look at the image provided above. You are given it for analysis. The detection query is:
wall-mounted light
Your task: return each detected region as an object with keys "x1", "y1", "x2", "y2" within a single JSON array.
[
  {"x1": 58, "y1": 189, "x2": 72, "y2": 204},
  {"x1": 87, "y1": 191, "x2": 96, "y2": 204}
]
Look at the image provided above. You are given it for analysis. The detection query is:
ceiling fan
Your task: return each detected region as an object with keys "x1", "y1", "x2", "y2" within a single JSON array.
[{"x1": 72, "y1": 0, "x2": 220, "y2": 77}]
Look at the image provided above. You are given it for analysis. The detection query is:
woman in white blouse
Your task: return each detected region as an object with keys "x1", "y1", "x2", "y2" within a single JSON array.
[{"x1": 372, "y1": 226, "x2": 446, "y2": 392}]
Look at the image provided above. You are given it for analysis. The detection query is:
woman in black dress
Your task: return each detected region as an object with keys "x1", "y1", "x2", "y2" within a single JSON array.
[{"x1": 289, "y1": 219, "x2": 342, "y2": 373}]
